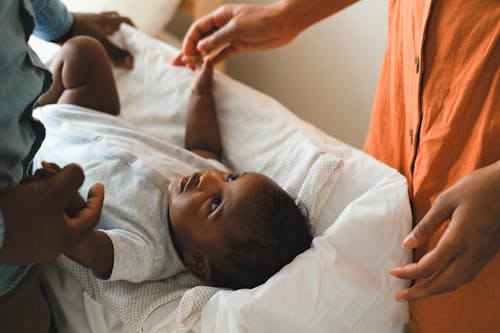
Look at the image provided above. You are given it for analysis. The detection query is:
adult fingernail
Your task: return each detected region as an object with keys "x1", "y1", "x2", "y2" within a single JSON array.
[
  {"x1": 123, "y1": 56, "x2": 133, "y2": 68},
  {"x1": 388, "y1": 267, "x2": 400, "y2": 276},
  {"x1": 395, "y1": 289, "x2": 409, "y2": 302},
  {"x1": 402, "y1": 234, "x2": 417, "y2": 248},
  {"x1": 198, "y1": 42, "x2": 211, "y2": 54}
]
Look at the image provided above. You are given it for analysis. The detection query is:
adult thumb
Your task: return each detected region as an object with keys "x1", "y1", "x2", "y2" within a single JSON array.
[
  {"x1": 67, "y1": 182, "x2": 105, "y2": 233},
  {"x1": 403, "y1": 195, "x2": 454, "y2": 248}
]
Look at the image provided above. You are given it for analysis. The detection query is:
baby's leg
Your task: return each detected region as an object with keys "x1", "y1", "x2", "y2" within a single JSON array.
[{"x1": 37, "y1": 36, "x2": 120, "y2": 115}]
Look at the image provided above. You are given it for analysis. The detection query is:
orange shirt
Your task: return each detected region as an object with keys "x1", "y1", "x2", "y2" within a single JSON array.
[{"x1": 364, "y1": 0, "x2": 500, "y2": 332}]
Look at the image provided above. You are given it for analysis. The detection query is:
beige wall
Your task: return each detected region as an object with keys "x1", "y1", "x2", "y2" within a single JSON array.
[{"x1": 170, "y1": 1, "x2": 388, "y2": 148}]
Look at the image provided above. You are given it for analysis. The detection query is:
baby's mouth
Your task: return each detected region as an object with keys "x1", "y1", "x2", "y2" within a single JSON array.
[
  {"x1": 181, "y1": 173, "x2": 200, "y2": 192},
  {"x1": 180, "y1": 176, "x2": 189, "y2": 192}
]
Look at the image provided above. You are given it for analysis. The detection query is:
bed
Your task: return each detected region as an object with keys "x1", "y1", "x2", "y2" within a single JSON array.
[{"x1": 30, "y1": 22, "x2": 411, "y2": 333}]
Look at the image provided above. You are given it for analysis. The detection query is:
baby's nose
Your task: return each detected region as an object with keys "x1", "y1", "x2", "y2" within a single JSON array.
[{"x1": 197, "y1": 170, "x2": 219, "y2": 191}]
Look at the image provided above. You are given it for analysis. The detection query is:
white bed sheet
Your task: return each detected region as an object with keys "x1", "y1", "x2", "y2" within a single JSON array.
[{"x1": 33, "y1": 25, "x2": 411, "y2": 333}]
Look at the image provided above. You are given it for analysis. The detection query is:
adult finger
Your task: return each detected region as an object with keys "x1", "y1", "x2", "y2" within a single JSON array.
[
  {"x1": 100, "y1": 15, "x2": 136, "y2": 34},
  {"x1": 211, "y1": 36, "x2": 289, "y2": 64},
  {"x1": 49, "y1": 163, "x2": 85, "y2": 203},
  {"x1": 171, "y1": 53, "x2": 201, "y2": 68},
  {"x1": 101, "y1": 11, "x2": 120, "y2": 17},
  {"x1": 183, "y1": 7, "x2": 233, "y2": 56},
  {"x1": 402, "y1": 195, "x2": 455, "y2": 249},
  {"x1": 183, "y1": 55, "x2": 202, "y2": 68},
  {"x1": 19, "y1": 174, "x2": 41, "y2": 184},
  {"x1": 197, "y1": 19, "x2": 239, "y2": 55},
  {"x1": 395, "y1": 253, "x2": 482, "y2": 301},
  {"x1": 211, "y1": 45, "x2": 238, "y2": 64},
  {"x1": 98, "y1": 36, "x2": 134, "y2": 69},
  {"x1": 172, "y1": 53, "x2": 185, "y2": 66},
  {"x1": 66, "y1": 182, "x2": 105, "y2": 233},
  {"x1": 389, "y1": 236, "x2": 458, "y2": 279},
  {"x1": 34, "y1": 167, "x2": 57, "y2": 179}
]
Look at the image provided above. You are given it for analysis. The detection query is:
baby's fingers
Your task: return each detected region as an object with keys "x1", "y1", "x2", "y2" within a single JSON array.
[
  {"x1": 42, "y1": 161, "x2": 62, "y2": 172},
  {"x1": 201, "y1": 56, "x2": 214, "y2": 75},
  {"x1": 34, "y1": 167, "x2": 58, "y2": 179},
  {"x1": 196, "y1": 57, "x2": 214, "y2": 84},
  {"x1": 191, "y1": 57, "x2": 214, "y2": 93}
]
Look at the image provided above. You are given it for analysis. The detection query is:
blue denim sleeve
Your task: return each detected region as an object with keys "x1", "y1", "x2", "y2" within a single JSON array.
[
  {"x1": 30, "y1": 0, "x2": 73, "y2": 41},
  {"x1": 0, "y1": 210, "x2": 4, "y2": 250}
]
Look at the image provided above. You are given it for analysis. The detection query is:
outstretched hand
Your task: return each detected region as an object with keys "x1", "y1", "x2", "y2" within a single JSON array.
[
  {"x1": 173, "y1": 3, "x2": 299, "y2": 67},
  {"x1": 0, "y1": 163, "x2": 104, "y2": 264},
  {"x1": 58, "y1": 12, "x2": 135, "y2": 69},
  {"x1": 390, "y1": 161, "x2": 500, "y2": 301}
]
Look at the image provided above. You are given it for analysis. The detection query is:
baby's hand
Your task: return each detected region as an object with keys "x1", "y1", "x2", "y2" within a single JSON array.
[
  {"x1": 29, "y1": 162, "x2": 86, "y2": 216},
  {"x1": 20, "y1": 161, "x2": 60, "y2": 184},
  {"x1": 190, "y1": 57, "x2": 214, "y2": 95}
]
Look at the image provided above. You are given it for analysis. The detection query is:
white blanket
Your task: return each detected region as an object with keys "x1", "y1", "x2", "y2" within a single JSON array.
[{"x1": 33, "y1": 25, "x2": 411, "y2": 333}]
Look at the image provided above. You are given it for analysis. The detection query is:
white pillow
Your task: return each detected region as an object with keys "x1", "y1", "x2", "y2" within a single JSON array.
[{"x1": 60, "y1": 0, "x2": 181, "y2": 36}]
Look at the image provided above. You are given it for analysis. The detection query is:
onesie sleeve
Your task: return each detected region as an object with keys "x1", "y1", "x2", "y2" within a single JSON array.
[
  {"x1": 0, "y1": 210, "x2": 4, "y2": 251},
  {"x1": 104, "y1": 229, "x2": 161, "y2": 283}
]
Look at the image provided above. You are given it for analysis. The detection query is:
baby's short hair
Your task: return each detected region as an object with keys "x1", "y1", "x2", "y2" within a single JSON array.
[{"x1": 209, "y1": 183, "x2": 312, "y2": 289}]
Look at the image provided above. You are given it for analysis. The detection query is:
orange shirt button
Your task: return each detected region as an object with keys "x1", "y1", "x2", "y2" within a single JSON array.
[
  {"x1": 415, "y1": 57, "x2": 420, "y2": 73},
  {"x1": 409, "y1": 129, "x2": 414, "y2": 145}
]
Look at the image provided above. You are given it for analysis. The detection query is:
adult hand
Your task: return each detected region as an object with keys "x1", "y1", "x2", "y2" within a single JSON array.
[
  {"x1": 390, "y1": 161, "x2": 500, "y2": 301},
  {"x1": 23, "y1": 161, "x2": 86, "y2": 216},
  {"x1": 173, "y1": 3, "x2": 300, "y2": 66},
  {"x1": 0, "y1": 164, "x2": 104, "y2": 264},
  {"x1": 58, "y1": 12, "x2": 135, "y2": 69}
]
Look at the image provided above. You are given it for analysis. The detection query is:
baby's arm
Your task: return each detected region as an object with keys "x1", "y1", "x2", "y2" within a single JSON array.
[
  {"x1": 65, "y1": 228, "x2": 114, "y2": 279},
  {"x1": 185, "y1": 57, "x2": 222, "y2": 161},
  {"x1": 29, "y1": 162, "x2": 114, "y2": 278}
]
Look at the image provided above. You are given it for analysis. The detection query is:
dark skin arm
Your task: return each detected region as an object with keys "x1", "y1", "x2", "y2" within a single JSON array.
[
  {"x1": 26, "y1": 162, "x2": 113, "y2": 278},
  {"x1": 0, "y1": 11, "x2": 128, "y2": 268},
  {"x1": 66, "y1": 228, "x2": 113, "y2": 279},
  {"x1": 185, "y1": 57, "x2": 222, "y2": 161}
]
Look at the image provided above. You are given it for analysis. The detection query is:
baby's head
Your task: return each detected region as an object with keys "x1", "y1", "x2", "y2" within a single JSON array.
[{"x1": 167, "y1": 169, "x2": 312, "y2": 289}]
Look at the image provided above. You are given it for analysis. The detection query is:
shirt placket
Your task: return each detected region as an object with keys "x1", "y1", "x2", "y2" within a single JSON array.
[{"x1": 408, "y1": 0, "x2": 434, "y2": 196}]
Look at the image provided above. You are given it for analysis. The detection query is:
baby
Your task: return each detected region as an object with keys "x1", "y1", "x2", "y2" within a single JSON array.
[{"x1": 34, "y1": 36, "x2": 312, "y2": 289}]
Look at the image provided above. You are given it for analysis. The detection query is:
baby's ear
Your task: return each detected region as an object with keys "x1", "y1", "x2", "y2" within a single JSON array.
[{"x1": 183, "y1": 250, "x2": 212, "y2": 282}]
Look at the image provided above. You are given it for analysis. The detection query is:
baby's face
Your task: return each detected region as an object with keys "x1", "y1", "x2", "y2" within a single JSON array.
[{"x1": 167, "y1": 169, "x2": 274, "y2": 253}]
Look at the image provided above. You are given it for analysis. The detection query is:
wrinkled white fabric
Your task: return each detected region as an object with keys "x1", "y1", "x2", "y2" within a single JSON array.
[{"x1": 33, "y1": 25, "x2": 410, "y2": 333}]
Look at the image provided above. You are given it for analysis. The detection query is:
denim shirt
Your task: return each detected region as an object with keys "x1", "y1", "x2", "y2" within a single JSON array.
[{"x1": 0, "y1": 0, "x2": 72, "y2": 295}]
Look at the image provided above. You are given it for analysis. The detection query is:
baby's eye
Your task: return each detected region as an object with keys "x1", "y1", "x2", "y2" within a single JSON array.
[
  {"x1": 226, "y1": 174, "x2": 239, "y2": 182},
  {"x1": 210, "y1": 195, "x2": 222, "y2": 213}
]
